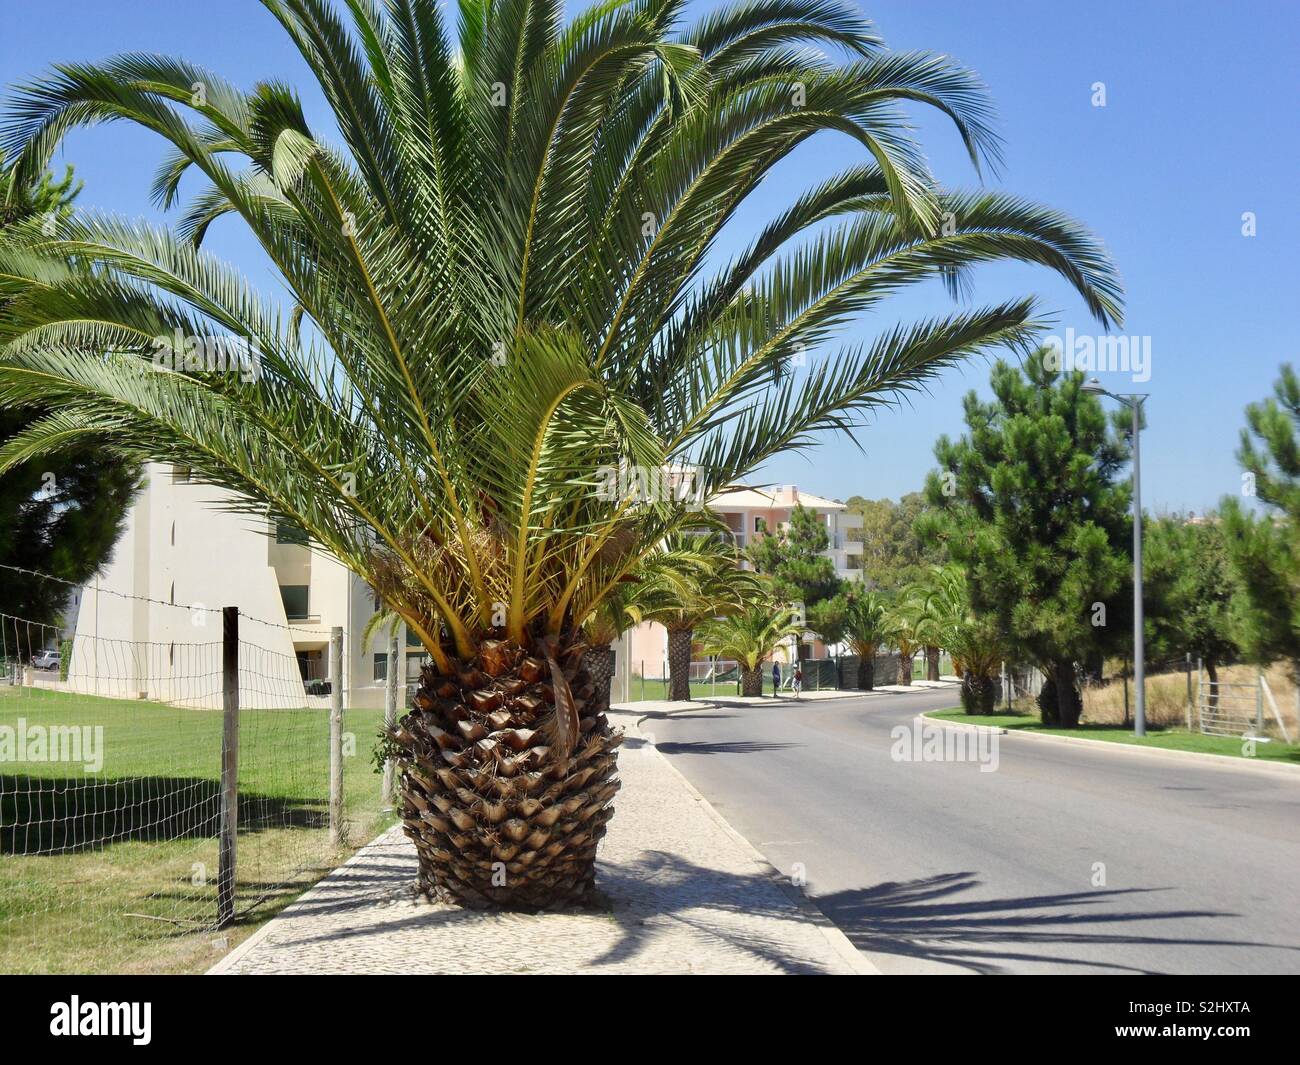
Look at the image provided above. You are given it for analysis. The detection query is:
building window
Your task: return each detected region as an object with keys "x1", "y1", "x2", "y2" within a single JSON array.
[
  {"x1": 754, "y1": 516, "x2": 766, "y2": 533},
  {"x1": 373, "y1": 653, "x2": 388, "y2": 682},
  {"x1": 171, "y1": 466, "x2": 191, "y2": 484},
  {"x1": 275, "y1": 521, "x2": 309, "y2": 546},
  {"x1": 296, "y1": 648, "x2": 325, "y2": 682},
  {"x1": 406, "y1": 652, "x2": 430, "y2": 682},
  {"x1": 280, "y1": 584, "x2": 310, "y2": 620}
]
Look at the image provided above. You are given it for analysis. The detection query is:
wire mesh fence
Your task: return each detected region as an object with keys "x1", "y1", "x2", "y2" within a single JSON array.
[
  {"x1": 0, "y1": 586, "x2": 394, "y2": 974},
  {"x1": 620, "y1": 650, "x2": 941, "y2": 701}
]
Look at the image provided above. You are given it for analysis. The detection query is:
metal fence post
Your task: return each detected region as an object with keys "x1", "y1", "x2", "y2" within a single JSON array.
[
  {"x1": 1256, "y1": 668, "x2": 1264, "y2": 736},
  {"x1": 217, "y1": 606, "x2": 239, "y2": 929},
  {"x1": 1185, "y1": 653, "x2": 1193, "y2": 730},
  {"x1": 382, "y1": 632, "x2": 399, "y2": 808},
  {"x1": 1196, "y1": 657, "x2": 1203, "y2": 733},
  {"x1": 1122, "y1": 657, "x2": 1130, "y2": 728},
  {"x1": 329, "y1": 626, "x2": 344, "y2": 847}
]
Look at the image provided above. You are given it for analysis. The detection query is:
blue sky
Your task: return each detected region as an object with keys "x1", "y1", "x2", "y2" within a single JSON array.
[{"x1": 3, "y1": 0, "x2": 1297, "y2": 513}]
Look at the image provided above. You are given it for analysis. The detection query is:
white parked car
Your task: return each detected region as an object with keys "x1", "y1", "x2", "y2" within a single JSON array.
[{"x1": 31, "y1": 648, "x2": 60, "y2": 671}]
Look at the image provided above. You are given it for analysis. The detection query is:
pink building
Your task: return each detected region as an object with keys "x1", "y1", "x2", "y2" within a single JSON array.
[{"x1": 618, "y1": 484, "x2": 863, "y2": 693}]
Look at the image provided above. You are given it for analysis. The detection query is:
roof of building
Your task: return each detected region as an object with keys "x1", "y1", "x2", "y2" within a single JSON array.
[{"x1": 708, "y1": 484, "x2": 847, "y2": 511}]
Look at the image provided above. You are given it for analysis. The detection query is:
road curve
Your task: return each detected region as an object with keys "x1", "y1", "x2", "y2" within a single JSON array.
[{"x1": 634, "y1": 688, "x2": 1300, "y2": 974}]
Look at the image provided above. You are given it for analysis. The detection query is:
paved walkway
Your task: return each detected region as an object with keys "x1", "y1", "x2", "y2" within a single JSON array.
[{"x1": 211, "y1": 716, "x2": 869, "y2": 975}]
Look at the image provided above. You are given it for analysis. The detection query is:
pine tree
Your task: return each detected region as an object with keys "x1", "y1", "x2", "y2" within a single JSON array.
[
  {"x1": 1145, "y1": 515, "x2": 1238, "y2": 688},
  {"x1": 1222, "y1": 365, "x2": 1300, "y2": 674},
  {"x1": 844, "y1": 491, "x2": 946, "y2": 591},
  {"x1": 746, "y1": 503, "x2": 845, "y2": 618},
  {"x1": 922, "y1": 354, "x2": 1132, "y2": 726}
]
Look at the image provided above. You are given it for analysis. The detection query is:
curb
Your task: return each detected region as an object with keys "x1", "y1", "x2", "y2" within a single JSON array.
[
  {"x1": 617, "y1": 683, "x2": 961, "y2": 718},
  {"x1": 918, "y1": 710, "x2": 1300, "y2": 778},
  {"x1": 628, "y1": 721, "x2": 878, "y2": 975}
]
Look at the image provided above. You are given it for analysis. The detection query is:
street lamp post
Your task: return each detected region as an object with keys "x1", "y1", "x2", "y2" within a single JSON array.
[{"x1": 1082, "y1": 378, "x2": 1148, "y2": 736}]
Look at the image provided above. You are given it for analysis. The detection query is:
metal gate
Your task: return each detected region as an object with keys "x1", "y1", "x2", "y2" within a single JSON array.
[{"x1": 1197, "y1": 676, "x2": 1263, "y2": 738}]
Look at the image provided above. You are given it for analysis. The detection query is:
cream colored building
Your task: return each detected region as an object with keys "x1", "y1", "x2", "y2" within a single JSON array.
[{"x1": 69, "y1": 463, "x2": 405, "y2": 709}]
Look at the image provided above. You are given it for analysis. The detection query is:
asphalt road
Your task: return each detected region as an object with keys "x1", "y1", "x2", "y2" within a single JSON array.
[{"x1": 635, "y1": 688, "x2": 1300, "y2": 974}]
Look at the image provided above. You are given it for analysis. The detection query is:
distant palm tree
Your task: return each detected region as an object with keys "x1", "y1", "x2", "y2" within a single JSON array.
[
  {"x1": 843, "y1": 585, "x2": 891, "y2": 689},
  {"x1": 923, "y1": 565, "x2": 1005, "y2": 713},
  {"x1": 886, "y1": 588, "x2": 927, "y2": 685},
  {"x1": 698, "y1": 603, "x2": 803, "y2": 696},
  {"x1": 579, "y1": 578, "x2": 644, "y2": 715},
  {"x1": 913, "y1": 563, "x2": 958, "y2": 680},
  {"x1": 0, "y1": 0, "x2": 1121, "y2": 907},
  {"x1": 637, "y1": 534, "x2": 763, "y2": 700}
]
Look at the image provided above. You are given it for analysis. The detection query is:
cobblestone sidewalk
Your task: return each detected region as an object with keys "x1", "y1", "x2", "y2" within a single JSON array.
[{"x1": 210, "y1": 719, "x2": 870, "y2": 975}]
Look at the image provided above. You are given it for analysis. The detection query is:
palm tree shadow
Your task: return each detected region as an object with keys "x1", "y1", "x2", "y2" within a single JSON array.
[
  {"x1": 235, "y1": 847, "x2": 1300, "y2": 975},
  {"x1": 651, "y1": 740, "x2": 803, "y2": 755},
  {"x1": 811, "y1": 871, "x2": 1300, "y2": 974}
]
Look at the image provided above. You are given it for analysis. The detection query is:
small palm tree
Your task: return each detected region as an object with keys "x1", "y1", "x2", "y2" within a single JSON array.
[
  {"x1": 925, "y1": 565, "x2": 1005, "y2": 713},
  {"x1": 579, "y1": 579, "x2": 644, "y2": 715},
  {"x1": 637, "y1": 534, "x2": 763, "y2": 700},
  {"x1": 0, "y1": 0, "x2": 1120, "y2": 907},
  {"x1": 886, "y1": 588, "x2": 927, "y2": 685},
  {"x1": 697, "y1": 603, "x2": 802, "y2": 696},
  {"x1": 843, "y1": 586, "x2": 891, "y2": 690},
  {"x1": 913, "y1": 563, "x2": 960, "y2": 680}
]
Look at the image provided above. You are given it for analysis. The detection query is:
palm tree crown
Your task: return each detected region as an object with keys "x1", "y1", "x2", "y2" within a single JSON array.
[
  {"x1": 0, "y1": 0, "x2": 1122, "y2": 673},
  {"x1": 697, "y1": 601, "x2": 802, "y2": 671}
]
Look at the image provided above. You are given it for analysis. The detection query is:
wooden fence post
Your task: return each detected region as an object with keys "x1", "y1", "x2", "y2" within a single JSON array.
[
  {"x1": 217, "y1": 606, "x2": 239, "y2": 929},
  {"x1": 329, "y1": 626, "x2": 344, "y2": 847}
]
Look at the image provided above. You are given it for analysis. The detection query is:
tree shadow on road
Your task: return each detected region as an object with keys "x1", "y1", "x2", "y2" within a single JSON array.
[
  {"x1": 650, "y1": 740, "x2": 803, "y2": 755},
  {"x1": 812, "y1": 871, "x2": 1300, "y2": 974}
]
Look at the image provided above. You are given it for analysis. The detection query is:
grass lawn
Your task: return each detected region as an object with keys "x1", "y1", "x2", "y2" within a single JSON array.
[
  {"x1": 925, "y1": 707, "x2": 1300, "y2": 764},
  {"x1": 0, "y1": 684, "x2": 393, "y2": 974},
  {"x1": 625, "y1": 671, "x2": 857, "y2": 702},
  {"x1": 626, "y1": 677, "x2": 784, "y2": 701}
]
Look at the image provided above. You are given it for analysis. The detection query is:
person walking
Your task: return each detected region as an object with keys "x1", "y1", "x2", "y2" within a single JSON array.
[
  {"x1": 792, "y1": 666, "x2": 803, "y2": 700},
  {"x1": 771, "y1": 660, "x2": 781, "y2": 698}
]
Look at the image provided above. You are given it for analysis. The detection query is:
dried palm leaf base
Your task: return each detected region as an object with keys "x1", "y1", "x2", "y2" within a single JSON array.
[{"x1": 390, "y1": 634, "x2": 622, "y2": 910}]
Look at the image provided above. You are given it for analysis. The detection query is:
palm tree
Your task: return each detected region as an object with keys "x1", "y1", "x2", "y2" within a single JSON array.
[
  {"x1": 917, "y1": 564, "x2": 1003, "y2": 712},
  {"x1": 579, "y1": 578, "x2": 643, "y2": 715},
  {"x1": 637, "y1": 533, "x2": 762, "y2": 700},
  {"x1": 0, "y1": 0, "x2": 1121, "y2": 907},
  {"x1": 885, "y1": 587, "x2": 926, "y2": 685},
  {"x1": 843, "y1": 585, "x2": 891, "y2": 689},
  {"x1": 912, "y1": 563, "x2": 957, "y2": 680},
  {"x1": 697, "y1": 602, "x2": 802, "y2": 696}
]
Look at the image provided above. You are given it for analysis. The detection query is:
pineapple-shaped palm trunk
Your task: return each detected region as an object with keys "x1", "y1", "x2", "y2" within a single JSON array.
[
  {"x1": 389, "y1": 632, "x2": 621, "y2": 909},
  {"x1": 897, "y1": 653, "x2": 914, "y2": 686},
  {"x1": 925, "y1": 646, "x2": 941, "y2": 681},
  {"x1": 666, "y1": 629, "x2": 693, "y2": 701},
  {"x1": 585, "y1": 644, "x2": 615, "y2": 715},
  {"x1": 857, "y1": 655, "x2": 875, "y2": 691}
]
